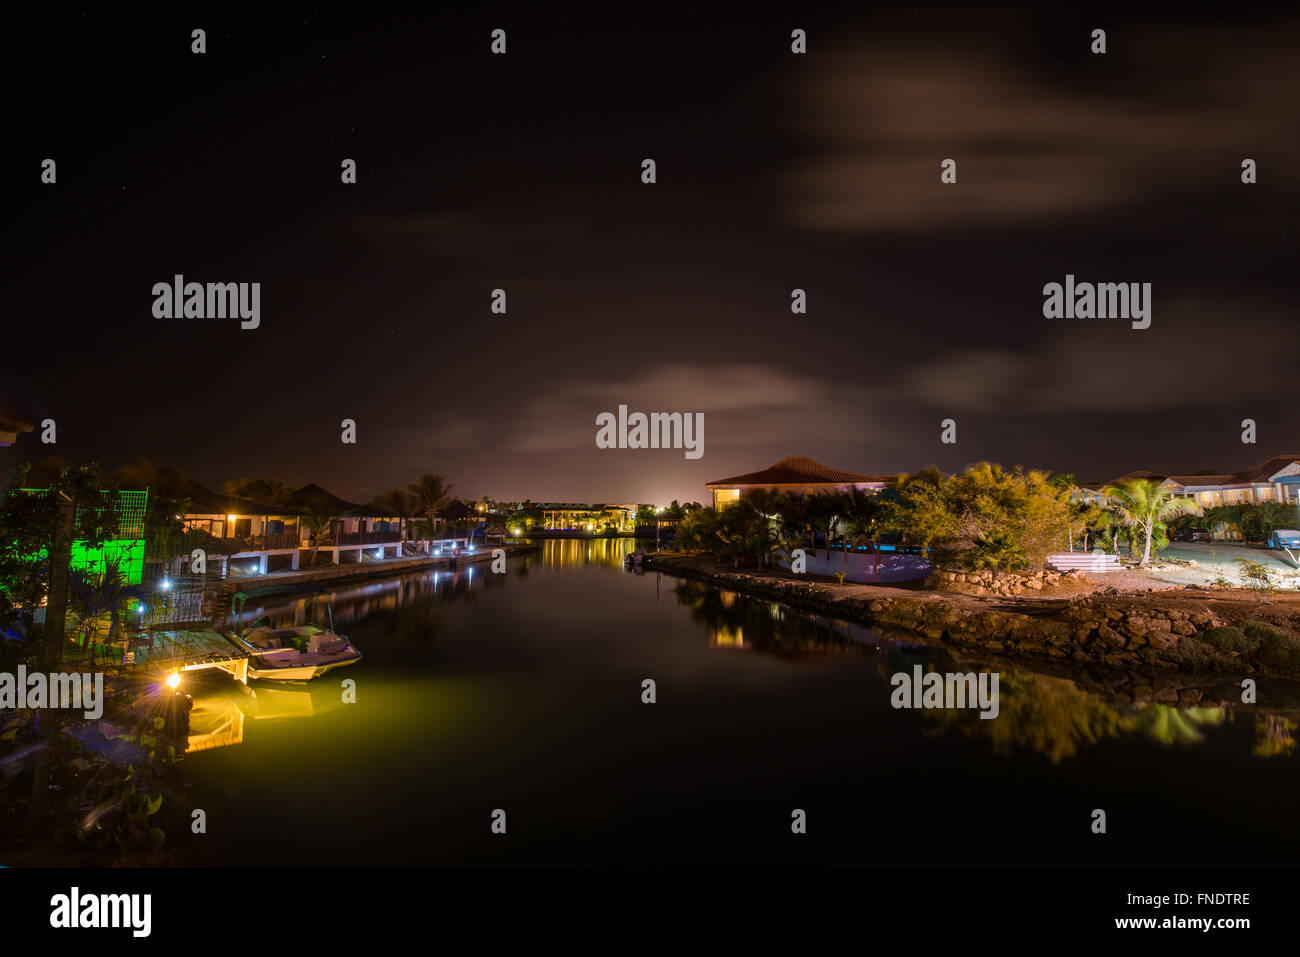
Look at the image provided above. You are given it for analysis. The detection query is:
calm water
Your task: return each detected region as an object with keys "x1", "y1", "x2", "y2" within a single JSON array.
[{"x1": 177, "y1": 539, "x2": 1300, "y2": 866}]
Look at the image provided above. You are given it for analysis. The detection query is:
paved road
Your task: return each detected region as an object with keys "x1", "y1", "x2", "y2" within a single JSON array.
[{"x1": 1157, "y1": 541, "x2": 1300, "y2": 580}]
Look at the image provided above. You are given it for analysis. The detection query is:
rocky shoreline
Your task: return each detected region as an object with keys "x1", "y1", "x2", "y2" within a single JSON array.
[{"x1": 644, "y1": 553, "x2": 1300, "y2": 680}]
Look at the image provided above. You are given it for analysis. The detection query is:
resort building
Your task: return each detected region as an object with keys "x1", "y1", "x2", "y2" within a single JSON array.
[
  {"x1": 705, "y1": 456, "x2": 893, "y2": 509},
  {"x1": 1161, "y1": 454, "x2": 1300, "y2": 507},
  {"x1": 1080, "y1": 455, "x2": 1300, "y2": 508},
  {"x1": 535, "y1": 503, "x2": 638, "y2": 532}
]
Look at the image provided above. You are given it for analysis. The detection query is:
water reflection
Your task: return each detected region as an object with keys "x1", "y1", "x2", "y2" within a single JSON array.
[
  {"x1": 188, "y1": 540, "x2": 1300, "y2": 767},
  {"x1": 221, "y1": 538, "x2": 643, "y2": 635},
  {"x1": 673, "y1": 579, "x2": 877, "y2": 659},
  {"x1": 674, "y1": 574, "x2": 1299, "y2": 762},
  {"x1": 185, "y1": 677, "x2": 348, "y2": 753}
]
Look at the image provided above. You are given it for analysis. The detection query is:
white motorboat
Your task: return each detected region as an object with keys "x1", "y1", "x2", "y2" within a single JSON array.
[
  {"x1": 237, "y1": 624, "x2": 362, "y2": 682},
  {"x1": 227, "y1": 589, "x2": 362, "y2": 682}
]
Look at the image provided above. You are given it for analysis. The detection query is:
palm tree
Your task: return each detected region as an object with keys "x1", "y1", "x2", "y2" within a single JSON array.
[
  {"x1": 408, "y1": 474, "x2": 454, "y2": 539},
  {"x1": 970, "y1": 529, "x2": 1028, "y2": 571},
  {"x1": 372, "y1": 488, "x2": 417, "y2": 543},
  {"x1": 67, "y1": 557, "x2": 147, "y2": 652},
  {"x1": 738, "y1": 489, "x2": 789, "y2": 568},
  {"x1": 226, "y1": 477, "x2": 294, "y2": 511},
  {"x1": 839, "y1": 487, "x2": 885, "y2": 562},
  {"x1": 1102, "y1": 479, "x2": 1202, "y2": 566},
  {"x1": 300, "y1": 506, "x2": 336, "y2": 566}
]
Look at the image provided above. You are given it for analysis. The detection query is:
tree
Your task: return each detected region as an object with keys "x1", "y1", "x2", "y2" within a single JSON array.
[
  {"x1": 0, "y1": 464, "x2": 120, "y2": 637},
  {"x1": 67, "y1": 557, "x2": 147, "y2": 652},
  {"x1": 223, "y1": 477, "x2": 294, "y2": 511},
  {"x1": 674, "y1": 506, "x2": 720, "y2": 553},
  {"x1": 371, "y1": 488, "x2": 417, "y2": 542},
  {"x1": 883, "y1": 463, "x2": 1073, "y2": 569},
  {"x1": 408, "y1": 474, "x2": 454, "y2": 537},
  {"x1": 840, "y1": 487, "x2": 888, "y2": 569},
  {"x1": 883, "y1": 468, "x2": 959, "y2": 559},
  {"x1": 299, "y1": 506, "x2": 336, "y2": 566},
  {"x1": 970, "y1": 530, "x2": 1028, "y2": 570},
  {"x1": 1102, "y1": 479, "x2": 1202, "y2": 566}
]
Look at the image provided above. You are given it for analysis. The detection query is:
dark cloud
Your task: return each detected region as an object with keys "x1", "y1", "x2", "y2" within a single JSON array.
[{"x1": 783, "y1": 18, "x2": 1300, "y2": 231}]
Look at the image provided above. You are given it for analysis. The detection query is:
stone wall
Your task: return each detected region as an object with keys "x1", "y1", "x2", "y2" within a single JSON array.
[{"x1": 924, "y1": 567, "x2": 1086, "y2": 596}]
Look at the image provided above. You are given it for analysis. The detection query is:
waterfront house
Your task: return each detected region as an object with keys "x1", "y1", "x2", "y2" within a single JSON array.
[
  {"x1": 705, "y1": 456, "x2": 893, "y2": 509},
  {"x1": 1160, "y1": 454, "x2": 1300, "y2": 507},
  {"x1": 1081, "y1": 455, "x2": 1300, "y2": 509}
]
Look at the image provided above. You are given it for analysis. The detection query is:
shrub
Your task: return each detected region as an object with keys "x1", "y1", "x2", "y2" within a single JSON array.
[
  {"x1": 1198, "y1": 626, "x2": 1258, "y2": 655},
  {"x1": 1249, "y1": 621, "x2": 1300, "y2": 673},
  {"x1": 1171, "y1": 637, "x2": 1217, "y2": 668}
]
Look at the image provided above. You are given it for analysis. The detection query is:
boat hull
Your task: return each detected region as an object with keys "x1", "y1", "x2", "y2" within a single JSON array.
[{"x1": 247, "y1": 653, "x2": 361, "y2": 683}]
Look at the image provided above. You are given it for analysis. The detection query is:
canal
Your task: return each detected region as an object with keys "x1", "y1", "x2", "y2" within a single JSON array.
[{"x1": 177, "y1": 538, "x2": 1300, "y2": 866}]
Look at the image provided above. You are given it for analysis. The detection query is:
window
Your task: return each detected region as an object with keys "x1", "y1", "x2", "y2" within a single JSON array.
[{"x1": 713, "y1": 488, "x2": 740, "y2": 508}]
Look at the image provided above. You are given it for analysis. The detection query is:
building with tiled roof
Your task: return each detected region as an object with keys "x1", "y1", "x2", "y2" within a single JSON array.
[
  {"x1": 1079, "y1": 455, "x2": 1300, "y2": 508},
  {"x1": 705, "y1": 456, "x2": 894, "y2": 508},
  {"x1": 1161, "y1": 454, "x2": 1300, "y2": 507}
]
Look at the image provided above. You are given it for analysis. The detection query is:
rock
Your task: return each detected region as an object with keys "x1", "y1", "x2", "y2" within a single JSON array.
[
  {"x1": 1098, "y1": 624, "x2": 1126, "y2": 647},
  {"x1": 1148, "y1": 631, "x2": 1177, "y2": 651}
]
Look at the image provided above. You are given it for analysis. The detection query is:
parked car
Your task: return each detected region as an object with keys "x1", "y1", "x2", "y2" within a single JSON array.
[
  {"x1": 1268, "y1": 529, "x2": 1300, "y2": 549},
  {"x1": 1174, "y1": 527, "x2": 1211, "y2": 542}
]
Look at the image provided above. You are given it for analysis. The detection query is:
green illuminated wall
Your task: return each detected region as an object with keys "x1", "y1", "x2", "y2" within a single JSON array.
[
  {"x1": 69, "y1": 539, "x2": 146, "y2": 584},
  {"x1": 17, "y1": 487, "x2": 149, "y2": 585}
]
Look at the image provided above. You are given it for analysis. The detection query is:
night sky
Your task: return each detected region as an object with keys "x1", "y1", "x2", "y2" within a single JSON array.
[{"x1": 6, "y1": 3, "x2": 1298, "y2": 505}]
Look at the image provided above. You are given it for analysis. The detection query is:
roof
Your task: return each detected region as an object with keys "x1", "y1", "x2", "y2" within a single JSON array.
[
  {"x1": 1090, "y1": 454, "x2": 1300, "y2": 491},
  {"x1": 289, "y1": 483, "x2": 385, "y2": 518},
  {"x1": 118, "y1": 465, "x2": 267, "y2": 516},
  {"x1": 707, "y1": 456, "x2": 893, "y2": 488},
  {"x1": 1162, "y1": 473, "x2": 1234, "y2": 487},
  {"x1": 1232, "y1": 453, "x2": 1300, "y2": 484},
  {"x1": 145, "y1": 629, "x2": 248, "y2": 668},
  {"x1": 534, "y1": 503, "x2": 621, "y2": 511},
  {"x1": 1161, "y1": 454, "x2": 1300, "y2": 488},
  {"x1": 1090, "y1": 469, "x2": 1166, "y2": 488}
]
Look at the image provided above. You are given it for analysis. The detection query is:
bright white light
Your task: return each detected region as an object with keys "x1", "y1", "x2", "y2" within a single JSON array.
[
  {"x1": 166, "y1": 672, "x2": 181, "y2": 690},
  {"x1": 136, "y1": 603, "x2": 145, "y2": 614},
  {"x1": 160, "y1": 578, "x2": 171, "y2": 591}
]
